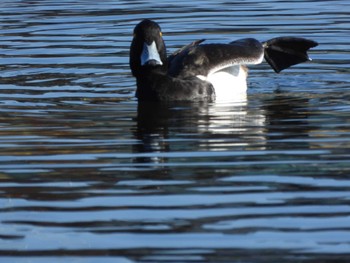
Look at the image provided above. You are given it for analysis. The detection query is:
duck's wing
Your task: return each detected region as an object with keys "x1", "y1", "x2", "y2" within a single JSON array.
[
  {"x1": 263, "y1": 37, "x2": 318, "y2": 73},
  {"x1": 168, "y1": 37, "x2": 318, "y2": 77},
  {"x1": 168, "y1": 39, "x2": 206, "y2": 62},
  {"x1": 168, "y1": 38, "x2": 264, "y2": 78}
]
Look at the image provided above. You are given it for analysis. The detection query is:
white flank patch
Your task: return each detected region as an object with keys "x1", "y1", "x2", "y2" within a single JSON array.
[{"x1": 198, "y1": 65, "x2": 248, "y2": 103}]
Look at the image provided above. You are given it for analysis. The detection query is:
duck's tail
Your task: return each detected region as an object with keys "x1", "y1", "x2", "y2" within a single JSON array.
[{"x1": 263, "y1": 37, "x2": 318, "y2": 73}]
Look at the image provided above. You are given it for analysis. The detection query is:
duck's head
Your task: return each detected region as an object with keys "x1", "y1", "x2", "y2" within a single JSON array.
[{"x1": 130, "y1": 19, "x2": 167, "y2": 77}]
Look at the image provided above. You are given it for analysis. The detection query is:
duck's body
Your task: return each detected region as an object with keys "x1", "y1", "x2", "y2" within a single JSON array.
[{"x1": 130, "y1": 19, "x2": 318, "y2": 102}]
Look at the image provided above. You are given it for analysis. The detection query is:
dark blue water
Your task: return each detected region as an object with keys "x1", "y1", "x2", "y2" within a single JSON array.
[{"x1": 1, "y1": 0, "x2": 350, "y2": 262}]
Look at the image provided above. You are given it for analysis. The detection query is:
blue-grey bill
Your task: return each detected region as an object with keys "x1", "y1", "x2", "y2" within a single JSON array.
[{"x1": 141, "y1": 41, "x2": 163, "y2": 66}]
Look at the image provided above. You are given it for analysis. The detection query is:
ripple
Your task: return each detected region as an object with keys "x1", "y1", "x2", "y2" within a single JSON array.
[{"x1": 1, "y1": 0, "x2": 350, "y2": 261}]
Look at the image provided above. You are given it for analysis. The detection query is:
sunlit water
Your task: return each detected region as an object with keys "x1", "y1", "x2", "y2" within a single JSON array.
[{"x1": 1, "y1": 0, "x2": 350, "y2": 262}]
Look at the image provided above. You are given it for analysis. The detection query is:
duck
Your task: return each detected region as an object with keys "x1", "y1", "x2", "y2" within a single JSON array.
[{"x1": 129, "y1": 19, "x2": 318, "y2": 102}]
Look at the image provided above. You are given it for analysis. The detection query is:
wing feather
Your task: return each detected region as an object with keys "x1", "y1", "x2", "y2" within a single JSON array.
[{"x1": 168, "y1": 38, "x2": 264, "y2": 78}]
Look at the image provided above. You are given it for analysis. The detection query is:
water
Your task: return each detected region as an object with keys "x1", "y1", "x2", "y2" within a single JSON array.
[{"x1": 1, "y1": 0, "x2": 350, "y2": 262}]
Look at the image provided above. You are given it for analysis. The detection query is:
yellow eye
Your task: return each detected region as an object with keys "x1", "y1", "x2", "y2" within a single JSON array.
[{"x1": 160, "y1": 32, "x2": 162, "y2": 37}]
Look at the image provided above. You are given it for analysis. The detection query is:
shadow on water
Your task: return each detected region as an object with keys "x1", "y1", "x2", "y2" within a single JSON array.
[{"x1": 264, "y1": 93, "x2": 312, "y2": 144}]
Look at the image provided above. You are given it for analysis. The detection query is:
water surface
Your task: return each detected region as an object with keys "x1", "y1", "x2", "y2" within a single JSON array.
[{"x1": 1, "y1": 0, "x2": 350, "y2": 262}]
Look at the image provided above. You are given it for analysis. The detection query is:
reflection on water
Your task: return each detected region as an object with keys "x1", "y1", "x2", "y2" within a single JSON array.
[
  {"x1": 135, "y1": 99, "x2": 267, "y2": 168},
  {"x1": 1, "y1": 0, "x2": 350, "y2": 262}
]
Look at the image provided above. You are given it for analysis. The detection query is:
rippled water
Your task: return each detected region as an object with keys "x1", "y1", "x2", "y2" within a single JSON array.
[{"x1": 1, "y1": 0, "x2": 350, "y2": 262}]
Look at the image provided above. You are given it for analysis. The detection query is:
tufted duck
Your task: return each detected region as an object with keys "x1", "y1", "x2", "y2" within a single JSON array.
[{"x1": 130, "y1": 19, "x2": 318, "y2": 102}]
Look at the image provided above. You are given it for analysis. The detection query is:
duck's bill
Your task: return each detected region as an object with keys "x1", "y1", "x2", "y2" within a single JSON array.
[{"x1": 141, "y1": 41, "x2": 163, "y2": 66}]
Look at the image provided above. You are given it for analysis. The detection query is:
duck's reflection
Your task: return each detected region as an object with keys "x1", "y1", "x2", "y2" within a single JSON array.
[
  {"x1": 133, "y1": 102, "x2": 172, "y2": 165},
  {"x1": 133, "y1": 100, "x2": 236, "y2": 165},
  {"x1": 133, "y1": 92, "x2": 313, "y2": 167},
  {"x1": 196, "y1": 101, "x2": 267, "y2": 153}
]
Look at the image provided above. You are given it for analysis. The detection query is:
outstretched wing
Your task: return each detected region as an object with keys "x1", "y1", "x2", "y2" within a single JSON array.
[{"x1": 168, "y1": 38, "x2": 264, "y2": 78}]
